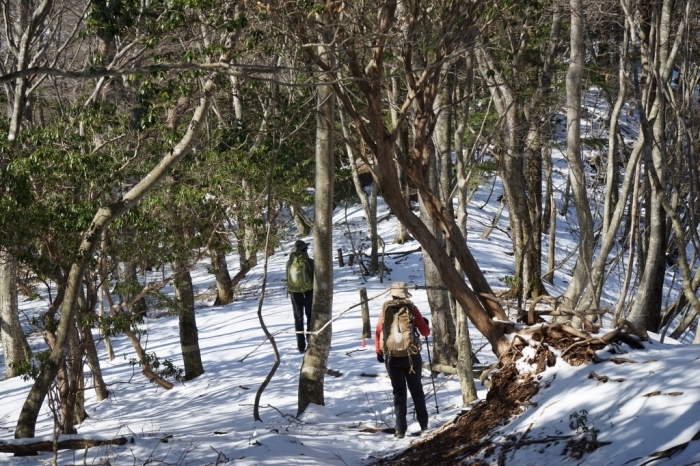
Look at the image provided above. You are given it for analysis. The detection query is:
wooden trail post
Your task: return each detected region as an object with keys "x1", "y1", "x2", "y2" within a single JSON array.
[
  {"x1": 337, "y1": 248, "x2": 345, "y2": 267},
  {"x1": 359, "y1": 287, "x2": 371, "y2": 346}
]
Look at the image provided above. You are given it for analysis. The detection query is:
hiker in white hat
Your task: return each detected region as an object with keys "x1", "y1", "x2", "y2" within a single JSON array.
[{"x1": 374, "y1": 281, "x2": 430, "y2": 438}]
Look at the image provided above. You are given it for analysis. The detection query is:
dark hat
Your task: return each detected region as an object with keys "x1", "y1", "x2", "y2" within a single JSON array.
[
  {"x1": 387, "y1": 281, "x2": 411, "y2": 298},
  {"x1": 294, "y1": 239, "x2": 309, "y2": 251}
]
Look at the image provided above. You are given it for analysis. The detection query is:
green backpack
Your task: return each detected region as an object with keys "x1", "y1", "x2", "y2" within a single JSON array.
[
  {"x1": 286, "y1": 251, "x2": 313, "y2": 293},
  {"x1": 380, "y1": 299, "x2": 421, "y2": 357}
]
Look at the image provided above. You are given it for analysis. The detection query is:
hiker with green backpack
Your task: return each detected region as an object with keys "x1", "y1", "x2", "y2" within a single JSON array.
[
  {"x1": 286, "y1": 239, "x2": 314, "y2": 353},
  {"x1": 375, "y1": 282, "x2": 430, "y2": 438}
]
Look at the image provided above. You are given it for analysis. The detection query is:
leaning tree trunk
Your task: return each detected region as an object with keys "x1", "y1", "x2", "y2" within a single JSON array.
[
  {"x1": 298, "y1": 65, "x2": 335, "y2": 416},
  {"x1": 0, "y1": 249, "x2": 31, "y2": 379},
  {"x1": 14, "y1": 70, "x2": 217, "y2": 439},
  {"x1": 419, "y1": 191, "x2": 457, "y2": 367},
  {"x1": 42, "y1": 307, "x2": 81, "y2": 435},
  {"x1": 80, "y1": 318, "x2": 108, "y2": 401},
  {"x1": 303, "y1": 1, "x2": 512, "y2": 357}
]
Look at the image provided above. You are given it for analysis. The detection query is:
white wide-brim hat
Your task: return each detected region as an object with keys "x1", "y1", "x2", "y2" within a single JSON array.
[{"x1": 387, "y1": 281, "x2": 411, "y2": 298}]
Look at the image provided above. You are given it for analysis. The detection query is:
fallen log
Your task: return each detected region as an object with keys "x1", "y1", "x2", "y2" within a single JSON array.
[
  {"x1": 421, "y1": 362, "x2": 491, "y2": 378},
  {"x1": 0, "y1": 435, "x2": 127, "y2": 456}
]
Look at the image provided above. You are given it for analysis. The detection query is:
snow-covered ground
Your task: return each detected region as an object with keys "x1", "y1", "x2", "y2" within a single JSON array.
[{"x1": 2, "y1": 89, "x2": 699, "y2": 465}]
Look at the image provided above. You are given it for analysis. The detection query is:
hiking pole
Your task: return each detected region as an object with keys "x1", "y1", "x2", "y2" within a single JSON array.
[{"x1": 424, "y1": 336, "x2": 439, "y2": 414}]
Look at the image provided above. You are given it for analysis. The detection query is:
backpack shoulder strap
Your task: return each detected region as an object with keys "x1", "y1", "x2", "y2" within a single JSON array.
[{"x1": 384, "y1": 298, "x2": 413, "y2": 309}]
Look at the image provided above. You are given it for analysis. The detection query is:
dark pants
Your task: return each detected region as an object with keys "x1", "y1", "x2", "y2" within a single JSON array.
[
  {"x1": 290, "y1": 290, "x2": 313, "y2": 351},
  {"x1": 387, "y1": 353, "x2": 429, "y2": 434}
]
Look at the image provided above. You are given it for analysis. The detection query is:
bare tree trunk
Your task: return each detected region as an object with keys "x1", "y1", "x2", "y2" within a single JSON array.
[
  {"x1": 172, "y1": 259, "x2": 204, "y2": 380},
  {"x1": 298, "y1": 60, "x2": 335, "y2": 415},
  {"x1": 544, "y1": 191, "x2": 557, "y2": 285},
  {"x1": 63, "y1": 321, "x2": 83, "y2": 433},
  {"x1": 239, "y1": 182, "x2": 259, "y2": 270},
  {"x1": 229, "y1": 74, "x2": 261, "y2": 271},
  {"x1": 340, "y1": 108, "x2": 379, "y2": 270},
  {"x1": 576, "y1": 14, "x2": 634, "y2": 311},
  {"x1": 628, "y1": 151, "x2": 666, "y2": 334},
  {"x1": 0, "y1": 0, "x2": 52, "y2": 381},
  {"x1": 80, "y1": 271, "x2": 109, "y2": 401},
  {"x1": 164, "y1": 93, "x2": 206, "y2": 380},
  {"x1": 452, "y1": 55, "x2": 477, "y2": 404},
  {"x1": 561, "y1": 0, "x2": 595, "y2": 314},
  {"x1": 542, "y1": 144, "x2": 553, "y2": 235},
  {"x1": 43, "y1": 306, "x2": 80, "y2": 435},
  {"x1": 419, "y1": 182, "x2": 457, "y2": 367},
  {"x1": 290, "y1": 203, "x2": 313, "y2": 236},
  {"x1": 422, "y1": 86, "x2": 457, "y2": 367},
  {"x1": 474, "y1": 37, "x2": 544, "y2": 302},
  {"x1": 80, "y1": 320, "x2": 108, "y2": 401},
  {"x1": 0, "y1": 250, "x2": 31, "y2": 379},
  {"x1": 390, "y1": 75, "x2": 411, "y2": 244},
  {"x1": 435, "y1": 72, "x2": 454, "y2": 220},
  {"x1": 626, "y1": 0, "x2": 680, "y2": 334},
  {"x1": 210, "y1": 244, "x2": 234, "y2": 306},
  {"x1": 235, "y1": 89, "x2": 276, "y2": 271},
  {"x1": 542, "y1": 144, "x2": 556, "y2": 284},
  {"x1": 117, "y1": 261, "x2": 147, "y2": 316},
  {"x1": 602, "y1": 26, "x2": 629, "y2": 233},
  {"x1": 98, "y1": 232, "x2": 115, "y2": 361},
  {"x1": 612, "y1": 157, "x2": 642, "y2": 328}
]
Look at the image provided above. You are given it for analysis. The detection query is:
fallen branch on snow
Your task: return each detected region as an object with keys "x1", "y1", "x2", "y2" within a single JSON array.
[{"x1": 0, "y1": 435, "x2": 127, "y2": 455}]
